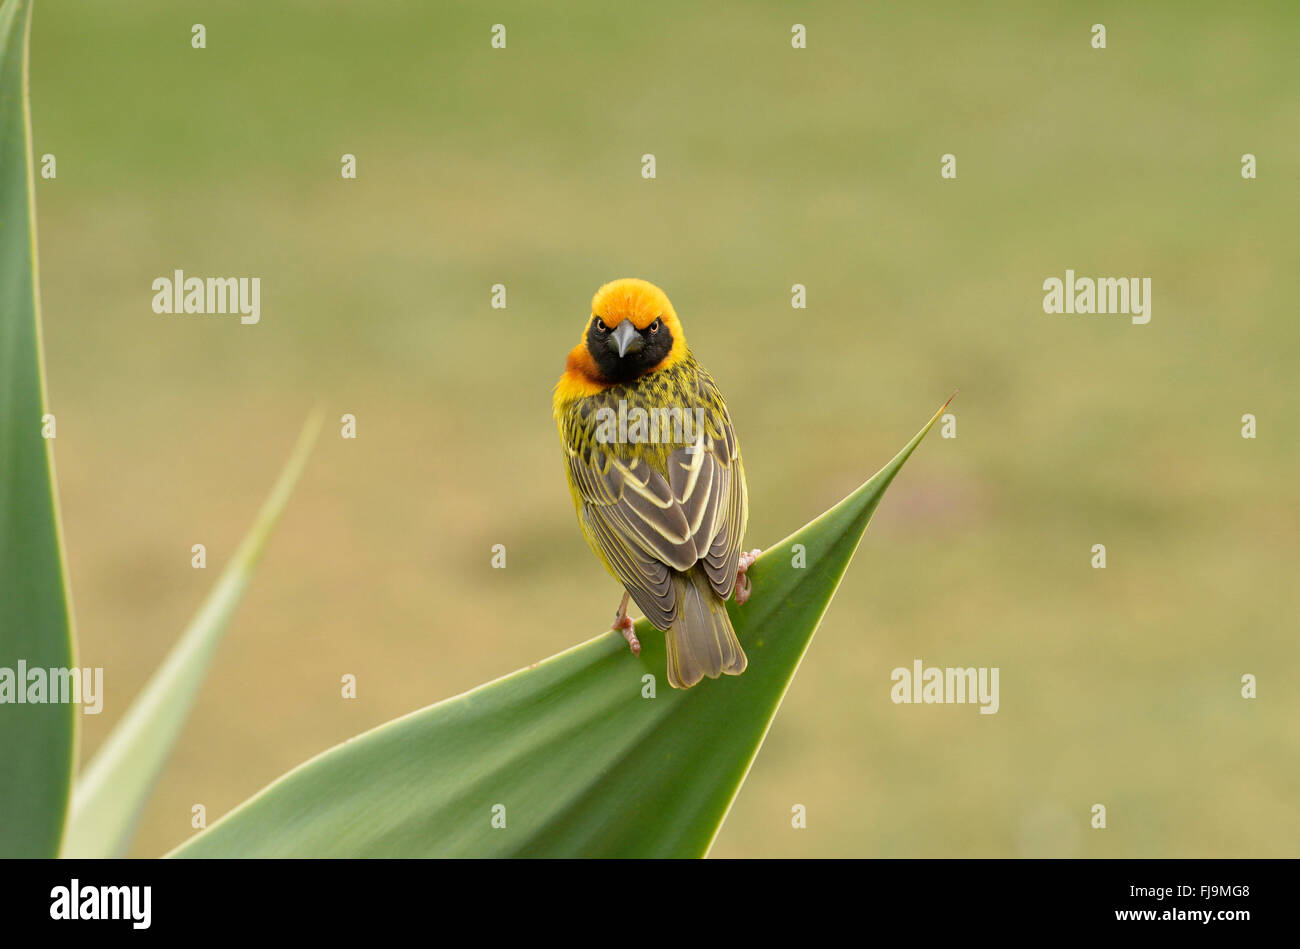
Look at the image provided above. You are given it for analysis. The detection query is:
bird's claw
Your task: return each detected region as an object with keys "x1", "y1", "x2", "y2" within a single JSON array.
[
  {"x1": 613, "y1": 613, "x2": 640, "y2": 656},
  {"x1": 734, "y1": 548, "x2": 762, "y2": 605}
]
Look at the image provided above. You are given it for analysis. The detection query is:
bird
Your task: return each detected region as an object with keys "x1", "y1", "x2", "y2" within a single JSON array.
[{"x1": 553, "y1": 278, "x2": 759, "y2": 689}]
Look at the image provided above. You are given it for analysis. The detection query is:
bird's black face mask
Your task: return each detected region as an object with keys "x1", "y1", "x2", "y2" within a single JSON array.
[{"x1": 587, "y1": 316, "x2": 674, "y2": 383}]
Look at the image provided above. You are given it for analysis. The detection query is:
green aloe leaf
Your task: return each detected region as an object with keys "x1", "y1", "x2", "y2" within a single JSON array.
[
  {"x1": 62, "y1": 411, "x2": 322, "y2": 858},
  {"x1": 0, "y1": 0, "x2": 76, "y2": 859},
  {"x1": 171, "y1": 399, "x2": 950, "y2": 858}
]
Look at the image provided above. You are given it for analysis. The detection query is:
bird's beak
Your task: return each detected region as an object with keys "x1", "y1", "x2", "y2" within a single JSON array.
[{"x1": 609, "y1": 320, "x2": 643, "y2": 357}]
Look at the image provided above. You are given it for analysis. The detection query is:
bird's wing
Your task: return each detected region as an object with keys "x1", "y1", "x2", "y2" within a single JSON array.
[
  {"x1": 694, "y1": 381, "x2": 747, "y2": 600},
  {"x1": 563, "y1": 377, "x2": 746, "y2": 629}
]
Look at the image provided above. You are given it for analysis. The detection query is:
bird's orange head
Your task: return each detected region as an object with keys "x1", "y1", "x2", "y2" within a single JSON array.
[{"x1": 556, "y1": 278, "x2": 688, "y2": 400}]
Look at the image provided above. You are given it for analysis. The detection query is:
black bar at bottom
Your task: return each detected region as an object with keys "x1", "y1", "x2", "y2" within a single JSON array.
[{"x1": 0, "y1": 857, "x2": 1279, "y2": 935}]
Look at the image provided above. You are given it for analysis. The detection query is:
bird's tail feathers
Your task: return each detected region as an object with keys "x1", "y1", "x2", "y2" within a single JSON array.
[{"x1": 665, "y1": 569, "x2": 747, "y2": 689}]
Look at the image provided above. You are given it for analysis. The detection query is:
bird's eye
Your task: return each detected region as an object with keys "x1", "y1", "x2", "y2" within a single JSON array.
[
  {"x1": 648, "y1": 319, "x2": 660, "y2": 334},
  {"x1": 594, "y1": 318, "x2": 609, "y2": 333}
]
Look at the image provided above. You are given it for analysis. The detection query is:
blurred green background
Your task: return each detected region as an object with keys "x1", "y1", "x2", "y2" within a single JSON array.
[{"x1": 28, "y1": 0, "x2": 1298, "y2": 856}]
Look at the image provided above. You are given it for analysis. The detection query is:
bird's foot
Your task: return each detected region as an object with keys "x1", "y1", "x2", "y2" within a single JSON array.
[
  {"x1": 734, "y1": 548, "x2": 762, "y2": 605},
  {"x1": 612, "y1": 613, "x2": 640, "y2": 656}
]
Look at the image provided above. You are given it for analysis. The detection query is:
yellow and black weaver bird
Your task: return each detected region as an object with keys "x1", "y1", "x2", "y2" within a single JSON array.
[{"x1": 554, "y1": 278, "x2": 759, "y2": 689}]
